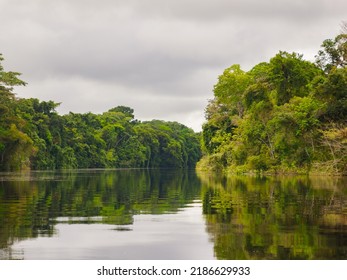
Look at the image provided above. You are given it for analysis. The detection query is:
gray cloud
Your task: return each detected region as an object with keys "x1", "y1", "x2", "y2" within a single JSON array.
[{"x1": 1, "y1": 0, "x2": 346, "y2": 131}]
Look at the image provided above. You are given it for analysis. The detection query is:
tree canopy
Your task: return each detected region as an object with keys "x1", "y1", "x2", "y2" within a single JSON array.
[
  {"x1": 0, "y1": 55, "x2": 201, "y2": 171},
  {"x1": 198, "y1": 31, "x2": 347, "y2": 175},
  {"x1": 1, "y1": 27, "x2": 346, "y2": 175}
]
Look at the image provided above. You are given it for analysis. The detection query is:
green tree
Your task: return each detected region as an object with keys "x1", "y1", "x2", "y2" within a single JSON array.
[
  {"x1": 315, "y1": 33, "x2": 347, "y2": 73},
  {"x1": 314, "y1": 67, "x2": 347, "y2": 122},
  {"x1": 0, "y1": 54, "x2": 34, "y2": 170},
  {"x1": 268, "y1": 52, "x2": 321, "y2": 105}
]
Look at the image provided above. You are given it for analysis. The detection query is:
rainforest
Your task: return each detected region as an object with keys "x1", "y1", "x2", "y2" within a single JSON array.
[
  {"x1": 0, "y1": 31, "x2": 346, "y2": 174},
  {"x1": 198, "y1": 32, "x2": 347, "y2": 175},
  {"x1": 0, "y1": 62, "x2": 201, "y2": 170},
  {"x1": 1, "y1": 27, "x2": 347, "y2": 262}
]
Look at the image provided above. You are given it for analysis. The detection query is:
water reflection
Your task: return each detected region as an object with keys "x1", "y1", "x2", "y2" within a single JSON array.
[
  {"x1": 0, "y1": 169, "x2": 346, "y2": 259},
  {"x1": 0, "y1": 169, "x2": 207, "y2": 259},
  {"x1": 198, "y1": 173, "x2": 347, "y2": 259}
]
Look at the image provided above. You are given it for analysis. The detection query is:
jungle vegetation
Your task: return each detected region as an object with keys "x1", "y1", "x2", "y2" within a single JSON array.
[
  {"x1": 0, "y1": 57, "x2": 201, "y2": 170},
  {"x1": 1, "y1": 29, "x2": 346, "y2": 174},
  {"x1": 198, "y1": 31, "x2": 347, "y2": 175}
]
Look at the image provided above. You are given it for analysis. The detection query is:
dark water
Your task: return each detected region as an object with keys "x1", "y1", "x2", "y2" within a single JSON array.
[{"x1": 0, "y1": 169, "x2": 346, "y2": 260}]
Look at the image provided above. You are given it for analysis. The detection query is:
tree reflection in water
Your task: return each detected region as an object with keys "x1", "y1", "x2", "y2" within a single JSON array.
[
  {"x1": 198, "y1": 172, "x2": 347, "y2": 259},
  {"x1": 1, "y1": 170, "x2": 346, "y2": 259}
]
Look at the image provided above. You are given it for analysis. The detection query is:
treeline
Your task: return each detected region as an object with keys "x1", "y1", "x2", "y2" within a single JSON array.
[
  {"x1": 0, "y1": 58, "x2": 201, "y2": 170},
  {"x1": 198, "y1": 31, "x2": 347, "y2": 175}
]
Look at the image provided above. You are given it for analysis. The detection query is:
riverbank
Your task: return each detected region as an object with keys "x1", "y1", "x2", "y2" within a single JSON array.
[{"x1": 196, "y1": 156, "x2": 347, "y2": 176}]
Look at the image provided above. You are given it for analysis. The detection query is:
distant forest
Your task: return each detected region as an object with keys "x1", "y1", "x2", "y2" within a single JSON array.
[
  {"x1": 0, "y1": 61, "x2": 201, "y2": 170},
  {"x1": 198, "y1": 29, "x2": 346, "y2": 175},
  {"x1": 1, "y1": 28, "x2": 346, "y2": 174}
]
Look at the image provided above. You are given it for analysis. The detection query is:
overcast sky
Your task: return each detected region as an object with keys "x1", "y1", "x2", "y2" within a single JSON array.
[{"x1": 0, "y1": 0, "x2": 346, "y2": 131}]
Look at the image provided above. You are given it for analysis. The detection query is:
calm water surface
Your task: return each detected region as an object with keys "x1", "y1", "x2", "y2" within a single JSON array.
[{"x1": 0, "y1": 169, "x2": 346, "y2": 259}]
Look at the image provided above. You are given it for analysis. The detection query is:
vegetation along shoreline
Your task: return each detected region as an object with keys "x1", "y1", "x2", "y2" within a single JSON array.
[{"x1": 1, "y1": 28, "x2": 346, "y2": 175}]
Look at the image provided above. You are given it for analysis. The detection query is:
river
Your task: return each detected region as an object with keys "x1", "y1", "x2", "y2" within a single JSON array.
[{"x1": 0, "y1": 169, "x2": 346, "y2": 259}]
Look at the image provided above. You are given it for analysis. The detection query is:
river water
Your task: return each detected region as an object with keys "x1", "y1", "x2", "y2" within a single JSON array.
[{"x1": 0, "y1": 169, "x2": 346, "y2": 259}]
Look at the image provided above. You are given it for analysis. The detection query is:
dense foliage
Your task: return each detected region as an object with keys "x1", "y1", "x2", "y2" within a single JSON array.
[
  {"x1": 0, "y1": 57, "x2": 201, "y2": 170},
  {"x1": 198, "y1": 32, "x2": 347, "y2": 175}
]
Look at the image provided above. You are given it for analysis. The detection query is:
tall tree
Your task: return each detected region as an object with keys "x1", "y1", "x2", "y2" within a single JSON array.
[
  {"x1": 315, "y1": 33, "x2": 347, "y2": 73},
  {"x1": 0, "y1": 54, "x2": 34, "y2": 170}
]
